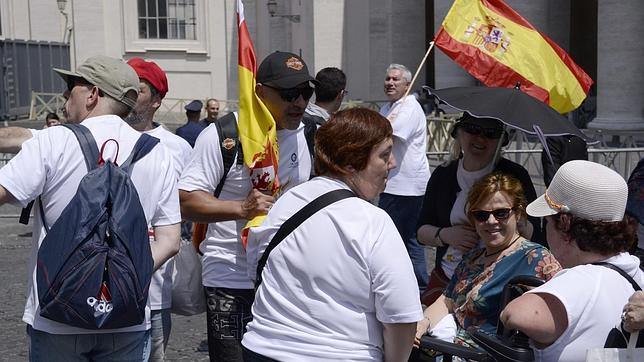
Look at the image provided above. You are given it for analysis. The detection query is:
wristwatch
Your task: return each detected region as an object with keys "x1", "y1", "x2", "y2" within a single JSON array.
[{"x1": 435, "y1": 227, "x2": 445, "y2": 246}]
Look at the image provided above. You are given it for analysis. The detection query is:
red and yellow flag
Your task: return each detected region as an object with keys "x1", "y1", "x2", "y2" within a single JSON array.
[
  {"x1": 237, "y1": 0, "x2": 280, "y2": 247},
  {"x1": 434, "y1": 0, "x2": 593, "y2": 113}
]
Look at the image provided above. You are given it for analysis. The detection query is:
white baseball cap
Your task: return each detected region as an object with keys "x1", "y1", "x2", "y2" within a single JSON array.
[{"x1": 527, "y1": 160, "x2": 627, "y2": 222}]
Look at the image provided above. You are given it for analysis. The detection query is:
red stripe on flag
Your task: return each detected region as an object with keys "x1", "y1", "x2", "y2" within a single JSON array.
[
  {"x1": 237, "y1": 13, "x2": 256, "y2": 75},
  {"x1": 435, "y1": 26, "x2": 550, "y2": 104},
  {"x1": 480, "y1": 0, "x2": 535, "y2": 30}
]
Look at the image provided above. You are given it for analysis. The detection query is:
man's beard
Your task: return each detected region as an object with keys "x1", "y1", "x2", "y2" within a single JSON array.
[{"x1": 124, "y1": 109, "x2": 147, "y2": 126}]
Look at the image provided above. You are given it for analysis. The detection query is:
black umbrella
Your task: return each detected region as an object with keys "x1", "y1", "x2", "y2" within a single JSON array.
[
  {"x1": 423, "y1": 85, "x2": 592, "y2": 141},
  {"x1": 626, "y1": 157, "x2": 644, "y2": 226}
]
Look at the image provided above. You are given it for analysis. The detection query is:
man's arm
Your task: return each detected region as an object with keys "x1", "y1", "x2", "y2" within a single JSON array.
[
  {"x1": 0, "y1": 185, "x2": 18, "y2": 206},
  {"x1": 383, "y1": 322, "x2": 417, "y2": 362},
  {"x1": 179, "y1": 188, "x2": 273, "y2": 223},
  {"x1": 0, "y1": 127, "x2": 34, "y2": 153},
  {"x1": 150, "y1": 223, "x2": 181, "y2": 270}
]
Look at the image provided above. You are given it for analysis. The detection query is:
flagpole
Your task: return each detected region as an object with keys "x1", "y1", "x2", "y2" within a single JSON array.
[{"x1": 403, "y1": 41, "x2": 435, "y2": 99}]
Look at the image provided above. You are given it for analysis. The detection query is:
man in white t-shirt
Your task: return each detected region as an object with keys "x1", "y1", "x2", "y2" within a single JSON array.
[
  {"x1": 0, "y1": 56, "x2": 181, "y2": 361},
  {"x1": 125, "y1": 57, "x2": 192, "y2": 362},
  {"x1": 178, "y1": 51, "x2": 317, "y2": 362},
  {"x1": 378, "y1": 63, "x2": 431, "y2": 292}
]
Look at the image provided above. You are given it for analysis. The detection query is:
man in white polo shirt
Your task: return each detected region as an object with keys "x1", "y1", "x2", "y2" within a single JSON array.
[
  {"x1": 0, "y1": 55, "x2": 181, "y2": 361},
  {"x1": 379, "y1": 63, "x2": 431, "y2": 292},
  {"x1": 178, "y1": 51, "x2": 316, "y2": 362}
]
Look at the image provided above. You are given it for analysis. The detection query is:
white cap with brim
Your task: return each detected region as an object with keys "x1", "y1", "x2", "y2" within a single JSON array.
[
  {"x1": 54, "y1": 55, "x2": 139, "y2": 109},
  {"x1": 527, "y1": 160, "x2": 628, "y2": 222}
]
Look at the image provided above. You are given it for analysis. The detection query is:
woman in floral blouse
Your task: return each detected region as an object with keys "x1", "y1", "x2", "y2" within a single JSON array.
[{"x1": 415, "y1": 172, "x2": 561, "y2": 348}]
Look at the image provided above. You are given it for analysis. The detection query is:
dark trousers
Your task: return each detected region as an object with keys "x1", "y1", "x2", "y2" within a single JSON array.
[
  {"x1": 242, "y1": 346, "x2": 279, "y2": 362},
  {"x1": 379, "y1": 193, "x2": 428, "y2": 291},
  {"x1": 204, "y1": 287, "x2": 255, "y2": 362}
]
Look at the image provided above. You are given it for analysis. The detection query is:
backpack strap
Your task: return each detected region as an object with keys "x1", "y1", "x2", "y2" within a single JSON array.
[
  {"x1": 301, "y1": 115, "x2": 317, "y2": 158},
  {"x1": 120, "y1": 134, "x2": 160, "y2": 172},
  {"x1": 214, "y1": 112, "x2": 240, "y2": 197},
  {"x1": 255, "y1": 189, "x2": 356, "y2": 287},
  {"x1": 19, "y1": 124, "x2": 99, "y2": 226},
  {"x1": 592, "y1": 262, "x2": 642, "y2": 291},
  {"x1": 62, "y1": 124, "x2": 100, "y2": 172}
]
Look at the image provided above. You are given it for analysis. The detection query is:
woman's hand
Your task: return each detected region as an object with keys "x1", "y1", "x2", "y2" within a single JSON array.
[
  {"x1": 414, "y1": 317, "x2": 431, "y2": 347},
  {"x1": 441, "y1": 225, "x2": 479, "y2": 252},
  {"x1": 623, "y1": 291, "x2": 644, "y2": 333}
]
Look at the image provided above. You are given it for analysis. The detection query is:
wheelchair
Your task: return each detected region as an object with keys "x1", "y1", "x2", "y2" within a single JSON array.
[{"x1": 412, "y1": 275, "x2": 545, "y2": 362}]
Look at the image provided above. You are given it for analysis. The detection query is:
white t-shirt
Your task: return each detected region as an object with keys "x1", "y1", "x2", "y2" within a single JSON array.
[
  {"x1": 145, "y1": 124, "x2": 192, "y2": 310},
  {"x1": 242, "y1": 176, "x2": 423, "y2": 361},
  {"x1": 527, "y1": 252, "x2": 644, "y2": 362},
  {"x1": 178, "y1": 122, "x2": 311, "y2": 289},
  {"x1": 0, "y1": 115, "x2": 181, "y2": 334},
  {"x1": 379, "y1": 95, "x2": 430, "y2": 196},
  {"x1": 442, "y1": 160, "x2": 494, "y2": 278}
]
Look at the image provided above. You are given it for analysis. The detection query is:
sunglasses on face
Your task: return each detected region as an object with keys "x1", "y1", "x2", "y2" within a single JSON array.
[
  {"x1": 470, "y1": 208, "x2": 515, "y2": 222},
  {"x1": 66, "y1": 78, "x2": 93, "y2": 92},
  {"x1": 460, "y1": 123, "x2": 504, "y2": 139},
  {"x1": 264, "y1": 84, "x2": 314, "y2": 102}
]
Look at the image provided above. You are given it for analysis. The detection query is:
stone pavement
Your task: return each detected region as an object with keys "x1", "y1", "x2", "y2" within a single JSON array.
[{"x1": 0, "y1": 205, "x2": 209, "y2": 361}]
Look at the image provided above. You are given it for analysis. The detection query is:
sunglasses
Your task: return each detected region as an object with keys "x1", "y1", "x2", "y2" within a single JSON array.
[
  {"x1": 460, "y1": 123, "x2": 504, "y2": 139},
  {"x1": 264, "y1": 84, "x2": 314, "y2": 102},
  {"x1": 470, "y1": 208, "x2": 515, "y2": 222},
  {"x1": 67, "y1": 77, "x2": 93, "y2": 92}
]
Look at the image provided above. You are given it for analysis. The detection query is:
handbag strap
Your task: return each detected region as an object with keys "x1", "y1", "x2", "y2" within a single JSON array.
[
  {"x1": 255, "y1": 189, "x2": 356, "y2": 287},
  {"x1": 592, "y1": 262, "x2": 642, "y2": 291}
]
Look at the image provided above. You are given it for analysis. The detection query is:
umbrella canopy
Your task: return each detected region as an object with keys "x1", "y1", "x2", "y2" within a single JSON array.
[
  {"x1": 424, "y1": 86, "x2": 591, "y2": 141},
  {"x1": 627, "y1": 157, "x2": 644, "y2": 226}
]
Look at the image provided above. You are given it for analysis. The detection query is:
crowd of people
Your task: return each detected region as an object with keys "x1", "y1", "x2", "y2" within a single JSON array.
[{"x1": 0, "y1": 49, "x2": 642, "y2": 362}]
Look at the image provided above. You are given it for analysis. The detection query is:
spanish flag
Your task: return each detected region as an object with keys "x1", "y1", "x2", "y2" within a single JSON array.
[
  {"x1": 237, "y1": 0, "x2": 280, "y2": 247},
  {"x1": 434, "y1": 0, "x2": 593, "y2": 114}
]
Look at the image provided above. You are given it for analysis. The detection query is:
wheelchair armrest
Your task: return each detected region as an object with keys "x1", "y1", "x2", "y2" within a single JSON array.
[
  {"x1": 468, "y1": 327, "x2": 535, "y2": 362},
  {"x1": 419, "y1": 335, "x2": 492, "y2": 361}
]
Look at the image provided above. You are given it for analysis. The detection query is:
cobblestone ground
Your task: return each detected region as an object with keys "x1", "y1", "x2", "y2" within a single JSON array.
[{"x1": 0, "y1": 205, "x2": 209, "y2": 361}]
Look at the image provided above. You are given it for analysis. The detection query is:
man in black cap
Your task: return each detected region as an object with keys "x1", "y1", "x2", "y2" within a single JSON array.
[
  {"x1": 175, "y1": 99, "x2": 206, "y2": 147},
  {"x1": 178, "y1": 51, "x2": 317, "y2": 362}
]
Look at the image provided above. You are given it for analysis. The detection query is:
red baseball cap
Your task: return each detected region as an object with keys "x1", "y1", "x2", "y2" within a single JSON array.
[{"x1": 127, "y1": 57, "x2": 168, "y2": 99}]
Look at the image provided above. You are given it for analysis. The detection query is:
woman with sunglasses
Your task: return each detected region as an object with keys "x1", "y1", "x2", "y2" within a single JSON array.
[
  {"x1": 415, "y1": 172, "x2": 560, "y2": 349},
  {"x1": 417, "y1": 114, "x2": 542, "y2": 306}
]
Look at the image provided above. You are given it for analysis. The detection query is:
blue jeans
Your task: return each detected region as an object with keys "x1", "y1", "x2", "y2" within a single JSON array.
[
  {"x1": 378, "y1": 193, "x2": 428, "y2": 291},
  {"x1": 149, "y1": 309, "x2": 172, "y2": 362},
  {"x1": 204, "y1": 287, "x2": 255, "y2": 362},
  {"x1": 28, "y1": 325, "x2": 151, "y2": 362}
]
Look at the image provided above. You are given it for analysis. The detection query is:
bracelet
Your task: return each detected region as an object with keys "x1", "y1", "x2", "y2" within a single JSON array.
[{"x1": 434, "y1": 227, "x2": 444, "y2": 246}]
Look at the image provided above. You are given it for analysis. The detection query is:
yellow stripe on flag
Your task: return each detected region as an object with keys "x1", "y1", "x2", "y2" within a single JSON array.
[{"x1": 441, "y1": 0, "x2": 588, "y2": 113}]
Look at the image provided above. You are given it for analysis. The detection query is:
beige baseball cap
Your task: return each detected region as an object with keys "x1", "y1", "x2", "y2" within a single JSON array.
[
  {"x1": 54, "y1": 55, "x2": 139, "y2": 109},
  {"x1": 527, "y1": 160, "x2": 628, "y2": 222}
]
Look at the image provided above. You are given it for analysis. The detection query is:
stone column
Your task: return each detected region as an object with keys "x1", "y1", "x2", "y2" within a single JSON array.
[
  {"x1": 433, "y1": 0, "x2": 476, "y2": 88},
  {"x1": 588, "y1": 0, "x2": 644, "y2": 130}
]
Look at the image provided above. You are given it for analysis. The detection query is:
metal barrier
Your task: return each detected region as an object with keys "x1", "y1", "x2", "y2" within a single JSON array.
[
  {"x1": 21, "y1": 94, "x2": 644, "y2": 185},
  {"x1": 0, "y1": 40, "x2": 70, "y2": 120},
  {"x1": 29, "y1": 92, "x2": 66, "y2": 120}
]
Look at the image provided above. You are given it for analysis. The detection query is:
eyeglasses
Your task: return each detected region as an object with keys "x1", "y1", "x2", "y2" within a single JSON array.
[
  {"x1": 470, "y1": 208, "x2": 515, "y2": 222},
  {"x1": 460, "y1": 123, "x2": 504, "y2": 139},
  {"x1": 264, "y1": 84, "x2": 314, "y2": 102}
]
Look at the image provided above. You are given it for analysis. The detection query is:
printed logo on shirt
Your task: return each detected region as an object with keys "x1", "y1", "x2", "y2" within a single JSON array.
[{"x1": 289, "y1": 152, "x2": 298, "y2": 168}]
